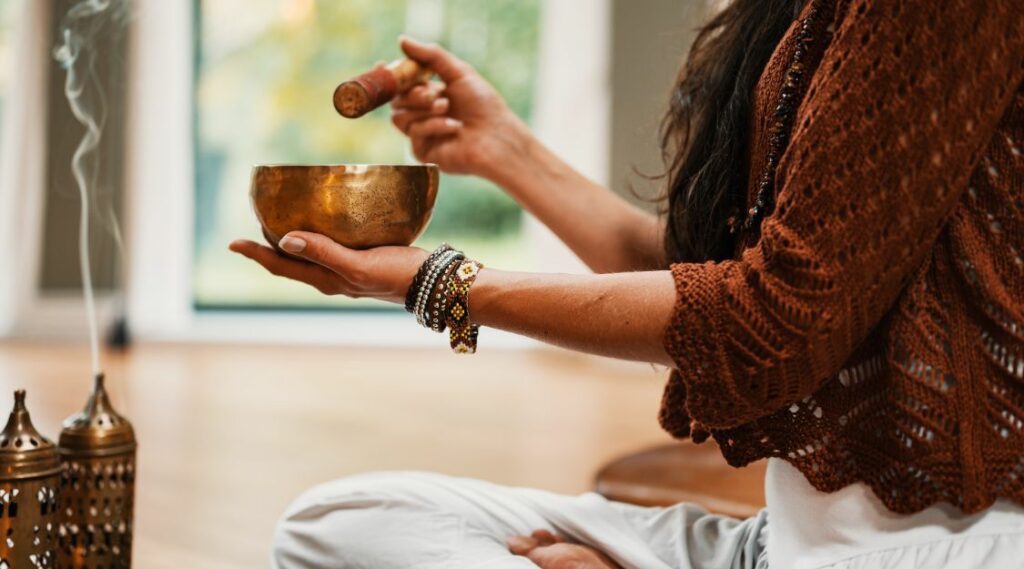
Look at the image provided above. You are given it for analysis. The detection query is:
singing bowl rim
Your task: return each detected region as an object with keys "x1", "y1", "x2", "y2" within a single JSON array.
[{"x1": 250, "y1": 163, "x2": 440, "y2": 250}]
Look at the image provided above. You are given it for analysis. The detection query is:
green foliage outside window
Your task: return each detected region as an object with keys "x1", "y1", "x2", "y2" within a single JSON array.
[
  {"x1": 0, "y1": 1, "x2": 20, "y2": 140},
  {"x1": 194, "y1": 0, "x2": 540, "y2": 308}
]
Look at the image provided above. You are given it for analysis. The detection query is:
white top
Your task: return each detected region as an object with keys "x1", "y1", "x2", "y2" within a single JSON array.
[{"x1": 765, "y1": 458, "x2": 1024, "y2": 569}]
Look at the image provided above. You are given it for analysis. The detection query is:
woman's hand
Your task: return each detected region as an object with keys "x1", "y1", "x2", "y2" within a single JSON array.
[
  {"x1": 229, "y1": 232, "x2": 428, "y2": 305},
  {"x1": 394, "y1": 38, "x2": 665, "y2": 273},
  {"x1": 392, "y1": 37, "x2": 531, "y2": 181}
]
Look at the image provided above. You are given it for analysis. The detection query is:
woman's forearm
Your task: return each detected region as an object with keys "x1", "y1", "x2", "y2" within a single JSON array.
[
  {"x1": 232, "y1": 230, "x2": 679, "y2": 364},
  {"x1": 468, "y1": 268, "x2": 677, "y2": 365},
  {"x1": 483, "y1": 130, "x2": 665, "y2": 274}
]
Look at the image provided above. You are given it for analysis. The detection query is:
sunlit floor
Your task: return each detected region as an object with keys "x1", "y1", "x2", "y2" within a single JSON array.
[{"x1": 0, "y1": 341, "x2": 671, "y2": 568}]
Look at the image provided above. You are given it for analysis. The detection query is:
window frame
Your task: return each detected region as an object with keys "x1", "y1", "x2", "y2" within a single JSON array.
[{"x1": 122, "y1": 0, "x2": 611, "y2": 346}]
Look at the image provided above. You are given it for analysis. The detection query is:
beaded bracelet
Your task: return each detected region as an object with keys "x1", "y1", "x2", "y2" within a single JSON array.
[
  {"x1": 405, "y1": 243, "x2": 453, "y2": 313},
  {"x1": 415, "y1": 250, "x2": 464, "y2": 327},
  {"x1": 407, "y1": 245, "x2": 459, "y2": 325},
  {"x1": 425, "y1": 259, "x2": 461, "y2": 333},
  {"x1": 445, "y1": 259, "x2": 484, "y2": 354}
]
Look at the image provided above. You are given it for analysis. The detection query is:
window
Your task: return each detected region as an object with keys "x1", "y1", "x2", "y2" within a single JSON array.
[{"x1": 193, "y1": 0, "x2": 541, "y2": 309}]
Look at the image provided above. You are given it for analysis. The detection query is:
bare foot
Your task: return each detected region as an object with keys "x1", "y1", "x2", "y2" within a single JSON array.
[{"x1": 507, "y1": 529, "x2": 621, "y2": 569}]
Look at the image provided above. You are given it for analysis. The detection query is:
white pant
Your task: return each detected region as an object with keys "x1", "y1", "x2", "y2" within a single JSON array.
[
  {"x1": 273, "y1": 471, "x2": 1024, "y2": 569},
  {"x1": 272, "y1": 471, "x2": 768, "y2": 569}
]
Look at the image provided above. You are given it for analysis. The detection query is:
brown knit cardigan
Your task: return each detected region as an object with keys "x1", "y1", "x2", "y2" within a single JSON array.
[{"x1": 659, "y1": 0, "x2": 1024, "y2": 515}]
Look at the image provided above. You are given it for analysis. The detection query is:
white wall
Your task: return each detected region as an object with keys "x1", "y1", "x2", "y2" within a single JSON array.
[
  {"x1": 608, "y1": 0, "x2": 707, "y2": 208},
  {"x1": 123, "y1": 0, "x2": 195, "y2": 340},
  {"x1": 0, "y1": 0, "x2": 53, "y2": 336},
  {"x1": 526, "y1": 0, "x2": 611, "y2": 276}
]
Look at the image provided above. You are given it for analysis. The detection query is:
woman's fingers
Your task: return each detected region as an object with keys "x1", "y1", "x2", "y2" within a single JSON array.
[
  {"x1": 392, "y1": 82, "x2": 445, "y2": 110},
  {"x1": 410, "y1": 135, "x2": 456, "y2": 165},
  {"x1": 277, "y1": 231, "x2": 362, "y2": 280},
  {"x1": 407, "y1": 116, "x2": 462, "y2": 140},
  {"x1": 391, "y1": 99, "x2": 449, "y2": 133},
  {"x1": 400, "y1": 36, "x2": 469, "y2": 83},
  {"x1": 228, "y1": 239, "x2": 346, "y2": 295}
]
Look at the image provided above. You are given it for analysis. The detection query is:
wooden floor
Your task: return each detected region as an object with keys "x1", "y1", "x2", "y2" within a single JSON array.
[{"x1": 0, "y1": 341, "x2": 676, "y2": 568}]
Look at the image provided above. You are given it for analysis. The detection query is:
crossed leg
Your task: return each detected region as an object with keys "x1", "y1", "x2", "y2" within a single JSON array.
[{"x1": 272, "y1": 471, "x2": 767, "y2": 569}]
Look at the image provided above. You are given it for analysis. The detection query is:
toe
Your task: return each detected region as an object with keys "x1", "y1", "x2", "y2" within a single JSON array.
[
  {"x1": 531, "y1": 529, "x2": 559, "y2": 546},
  {"x1": 506, "y1": 535, "x2": 540, "y2": 556}
]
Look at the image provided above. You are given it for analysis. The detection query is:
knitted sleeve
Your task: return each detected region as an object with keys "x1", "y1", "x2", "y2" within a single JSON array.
[{"x1": 664, "y1": 0, "x2": 1024, "y2": 429}]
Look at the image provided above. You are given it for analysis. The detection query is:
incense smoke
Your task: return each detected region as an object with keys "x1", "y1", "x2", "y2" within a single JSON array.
[{"x1": 53, "y1": 0, "x2": 130, "y2": 376}]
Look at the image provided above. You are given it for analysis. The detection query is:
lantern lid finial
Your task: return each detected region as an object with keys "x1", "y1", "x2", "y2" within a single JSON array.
[
  {"x1": 59, "y1": 372, "x2": 136, "y2": 456},
  {"x1": 0, "y1": 390, "x2": 61, "y2": 479}
]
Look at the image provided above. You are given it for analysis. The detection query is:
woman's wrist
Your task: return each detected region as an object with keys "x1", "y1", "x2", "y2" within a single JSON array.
[
  {"x1": 473, "y1": 116, "x2": 547, "y2": 191},
  {"x1": 404, "y1": 243, "x2": 486, "y2": 353}
]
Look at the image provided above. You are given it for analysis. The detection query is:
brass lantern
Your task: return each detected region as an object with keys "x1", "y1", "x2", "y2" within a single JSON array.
[
  {"x1": 57, "y1": 374, "x2": 136, "y2": 568},
  {"x1": 0, "y1": 390, "x2": 61, "y2": 568}
]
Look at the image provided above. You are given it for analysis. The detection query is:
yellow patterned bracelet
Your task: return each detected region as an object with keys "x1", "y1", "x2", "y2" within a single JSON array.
[{"x1": 445, "y1": 259, "x2": 483, "y2": 354}]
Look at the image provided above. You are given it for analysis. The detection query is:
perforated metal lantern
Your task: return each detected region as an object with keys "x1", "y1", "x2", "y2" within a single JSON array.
[
  {"x1": 0, "y1": 390, "x2": 61, "y2": 568},
  {"x1": 57, "y1": 374, "x2": 135, "y2": 568}
]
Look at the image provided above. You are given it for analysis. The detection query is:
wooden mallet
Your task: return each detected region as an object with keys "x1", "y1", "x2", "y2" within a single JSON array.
[{"x1": 333, "y1": 59, "x2": 434, "y2": 119}]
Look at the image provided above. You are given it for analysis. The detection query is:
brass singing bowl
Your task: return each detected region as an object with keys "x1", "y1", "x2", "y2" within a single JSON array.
[{"x1": 251, "y1": 164, "x2": 440, "y2": 251}]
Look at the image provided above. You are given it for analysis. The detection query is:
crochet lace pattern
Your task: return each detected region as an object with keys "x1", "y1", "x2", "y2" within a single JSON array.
[{"x1": 659, "y1": 0, "x2": 1024, "y2": 514}]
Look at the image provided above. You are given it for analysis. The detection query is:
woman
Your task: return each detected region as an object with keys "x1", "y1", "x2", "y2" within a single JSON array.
[{"x1": 232, "y1": 0, "x2": 1024, "y2": 567}]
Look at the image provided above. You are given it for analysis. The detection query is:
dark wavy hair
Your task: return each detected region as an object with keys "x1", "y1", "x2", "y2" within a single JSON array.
[{"x1": 661, "y1": 0, "x2": 804, "y2": 263}]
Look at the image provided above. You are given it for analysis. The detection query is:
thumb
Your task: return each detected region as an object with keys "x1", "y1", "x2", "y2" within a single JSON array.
[
  {"x1": 279, "y1": 231, "x2": 357, "y2": 274},
  {"x1": 400, "y1": 35, "x2": 468, "y2": 83}
]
